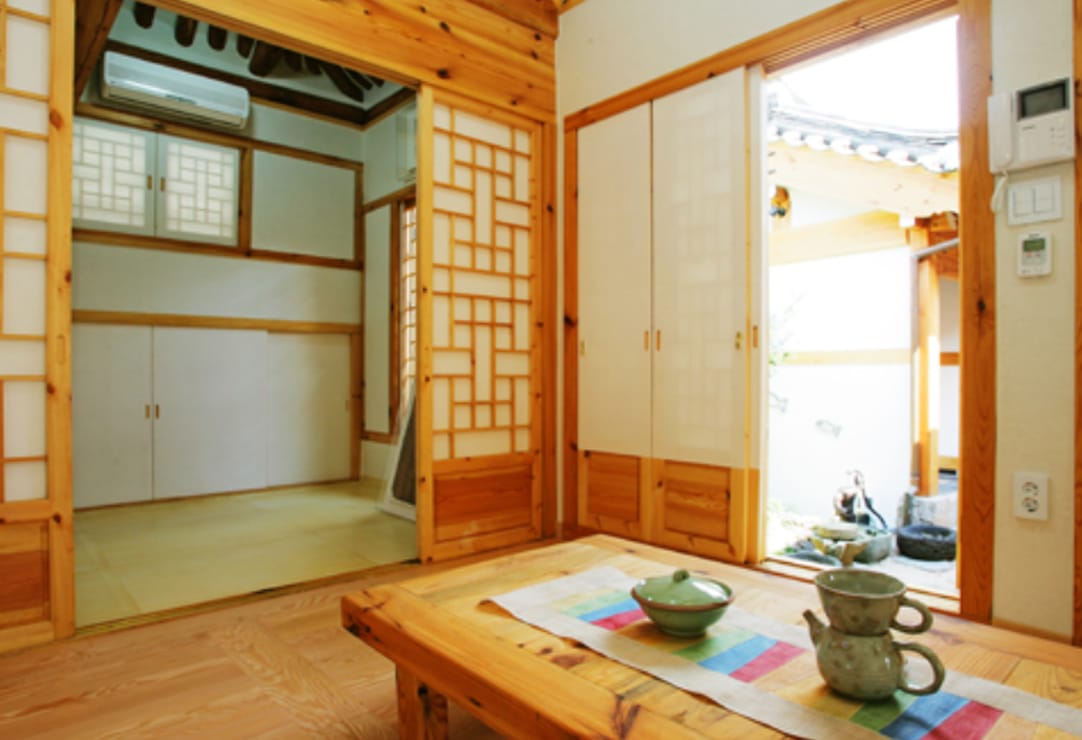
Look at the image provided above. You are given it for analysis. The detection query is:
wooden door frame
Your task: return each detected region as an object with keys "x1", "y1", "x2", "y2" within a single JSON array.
[
  {"x1": 36, "y1": 0, "x2": 559, "y2": 644},
  {"x1": 1073, "y1": 0, "x2": 1082, "y2": 648},
  {"x1": 562, "y1": 0, "x2": 996, "y2": 623}
]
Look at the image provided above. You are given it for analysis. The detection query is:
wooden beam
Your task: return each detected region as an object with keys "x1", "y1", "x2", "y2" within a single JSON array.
[
  {"x1": 104, "y1": 41, "x2": 368, "y2": 126},
  {"x1": 73, "y1": 310, "x2": 361, "y2": 335},
  {"x1": 236, "y1": 34, "x2": 254, "y2": 57},
  {"x1": 562, "y1": 126, "x2": 579, "y2": 538},
  {"x1": 321, "y1": 63, "x2": 367, "y2": 103},
  {"x1": 364, "y1": 87, "x2": 417, "y2": 129},
  {"x1": 917, "y1": 258, "x2": 941, "y2": 495},
  {"x1": 149, "y1": 0, "x2": 555, "y2": 120},
  {"x1": 133, "y1": 2, "x2": 157, "y2": 28},
  {"x1": 282, "y1": 50, "x2": 303, "y2": 73},
  {"x1": 207, "y1": 25, "x2": 228, "y2": 51},
  {"x1": 957, "y1": 0, "x2": 996, "y2": 625},
  {"x1": 249, "y1": 41, "x2": 283, "y2": 77},
  {"x1": 464, "y1": 0, "x2": 557, "y2": 37},
  {"x1": 769, "y1": 210, "x2": 909, "y2": 265},
  {"x1": 346, "y1": 69, "x2": 374, "y2": 91},
  {"x1": 1073, "y1": 0, "x2": 1082, "y2": 648},
  {"x1": 74, "y1": 0, "x2": 123, "y2": 99},
  {"x1": 565, "y1": 0, "x2": 955, "y2": 131},
  {"x1": 174, "y1": 16, "x2": 198, "y2": 47}
]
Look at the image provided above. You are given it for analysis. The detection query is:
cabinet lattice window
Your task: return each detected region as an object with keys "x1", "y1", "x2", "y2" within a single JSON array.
[
  {"x1": 72, "y1": 119, "x2": 153, "y2": 234},
  {"x1": 72, "y1": 117, "x2": 239, "y2": 246}
]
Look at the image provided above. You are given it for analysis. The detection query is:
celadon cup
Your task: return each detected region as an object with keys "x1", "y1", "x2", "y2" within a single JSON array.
[{"x1": 814, "y1": 569, "x2": 934, "y2": 636}]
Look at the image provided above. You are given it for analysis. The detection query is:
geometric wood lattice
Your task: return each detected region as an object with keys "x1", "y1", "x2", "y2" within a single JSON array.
[
  {"x1": 0, "y1": 0, "x2": 52, "y2": 504},
  {"x1": 430, "y1": 100, "x2": 536, "y2": 461}
]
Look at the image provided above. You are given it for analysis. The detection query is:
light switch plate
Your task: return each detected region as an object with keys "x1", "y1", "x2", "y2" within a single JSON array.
[{"x1": 1007, "y1": 176, "x2": 1062, "y2": 226}]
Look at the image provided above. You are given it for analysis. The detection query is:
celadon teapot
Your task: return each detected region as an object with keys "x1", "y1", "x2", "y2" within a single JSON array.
[{"x1": 803, "y1": 610, "x2": 945, "y2": 701}]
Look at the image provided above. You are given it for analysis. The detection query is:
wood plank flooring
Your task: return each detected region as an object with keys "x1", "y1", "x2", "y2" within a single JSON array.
[{"x1": 0, "y1": 557, "x2": 505, "y2": 738}]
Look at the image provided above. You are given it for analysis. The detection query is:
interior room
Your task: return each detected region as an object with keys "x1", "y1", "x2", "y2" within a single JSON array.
[
  {"x1": 0, "y1": 0, "x2": 1080, "y2": 736},
  {"x1": 68, "y1": 1, "x2": 421, "y2": 626}
]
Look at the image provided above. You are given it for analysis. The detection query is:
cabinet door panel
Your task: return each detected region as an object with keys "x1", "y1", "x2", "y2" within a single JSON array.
[
  {"x1": 152, "y1": 327, "x2": 267, "y2": 498},
  {"x1": 72, "y1": 324, "x2": 153, "y2": 507},
  {"x1": 577, "y1": 104, "x2": 652, "y2": 457},
  {"x1": 157, "y1": 135, "x2": 239, "y2": 246},
  {"x1": 652, "y1": 71, "x2": 747, "y2": 467},
  {"x1": 266, "y1": 333, "x2": 351, "y2": 486}
]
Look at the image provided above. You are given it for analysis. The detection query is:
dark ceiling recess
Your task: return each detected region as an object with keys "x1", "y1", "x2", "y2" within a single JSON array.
[{"x1": 118, "y1": 1, "x2": 408, "y2": 124}]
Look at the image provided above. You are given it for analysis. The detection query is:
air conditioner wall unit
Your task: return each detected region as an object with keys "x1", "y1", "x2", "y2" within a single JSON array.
[{"x1": 100, "y1": 51, "x2": 250, "y2": 129}]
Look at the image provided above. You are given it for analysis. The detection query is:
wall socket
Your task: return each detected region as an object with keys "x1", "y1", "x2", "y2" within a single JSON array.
[{"x1": 1013, "y1": 471, "x2": 1049, "y2": 521}]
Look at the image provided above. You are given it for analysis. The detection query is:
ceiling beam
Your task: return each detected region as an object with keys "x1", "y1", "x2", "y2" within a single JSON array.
[
  {"x1": 346, "y1": 69, "x2": 373, "y2": 91},
  {"x1": 104, "y1": 40, "x2": 369, "y2": 126},
  {"x1": 321, "y1": 62, "x2": 366, "y2": 103},
  {"x1": 207, "y1": 25, "x2": 228, "y2": 51},
  {"x1": 465, "y1": 0, "x2": 556, "y2": 37},
  {"x1": 133, "y1": 2, "x2": 157, "y2": 28},
  {"x1": 249, "y1": 41, "x2": 283, "y2": 76},
  {"x1": 236, "y1": 34, "x2": 254, "y2": 57},
  {"x1": 74, "y1": 0, "x2": 123, "y2": 99},
  {"x1": 174, "y1": 16, "x2": 198, "y2": 46}
]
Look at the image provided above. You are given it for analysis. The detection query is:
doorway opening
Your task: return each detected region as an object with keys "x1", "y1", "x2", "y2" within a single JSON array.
[
  {"x1": 763, "y1": 16, "x2": 961, "y2": 598},
  {"x1": 71, "y1": 1, "x2": 419, "y2": 627}
]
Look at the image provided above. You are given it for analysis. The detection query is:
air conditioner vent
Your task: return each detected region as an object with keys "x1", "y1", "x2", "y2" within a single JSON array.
[{"x1": 100, "y1": 51, "x2": 250, "y2": 129}]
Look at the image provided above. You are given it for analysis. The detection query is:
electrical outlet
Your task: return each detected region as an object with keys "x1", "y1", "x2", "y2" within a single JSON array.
[{"x1": 1013, "y1": 472, "x2": 1049, "y2": 521}]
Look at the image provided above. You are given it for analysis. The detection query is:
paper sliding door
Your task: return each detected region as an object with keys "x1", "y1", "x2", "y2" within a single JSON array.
[{"x1": 416, "y1": 88, "x2": 543, "y2": 561}]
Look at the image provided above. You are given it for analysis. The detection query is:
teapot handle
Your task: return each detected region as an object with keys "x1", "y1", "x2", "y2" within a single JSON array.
[
  {"x1": 891, "y1": 595, "x2": 933, "y2": 634},
  {"x1": 894, "y1": 641, "x2": 945, "y2": 695}
]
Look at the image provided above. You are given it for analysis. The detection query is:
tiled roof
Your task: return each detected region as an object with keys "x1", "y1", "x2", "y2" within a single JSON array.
[{"x1": 768, "y1": 100, "x2": 959, "y2": 174}]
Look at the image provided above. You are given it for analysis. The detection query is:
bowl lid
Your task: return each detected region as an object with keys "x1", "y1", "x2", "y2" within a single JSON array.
[{"x1": 634, "y1": 569, "x2": 732, "y2": 607}]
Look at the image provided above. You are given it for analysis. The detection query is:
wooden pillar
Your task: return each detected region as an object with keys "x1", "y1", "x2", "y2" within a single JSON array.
[
  {"x1": 396, "y1": 667, "x2": 449, "y2": 739},
  {"x1": 917, "y1": 257, "x2": 941, "y2": 495}
]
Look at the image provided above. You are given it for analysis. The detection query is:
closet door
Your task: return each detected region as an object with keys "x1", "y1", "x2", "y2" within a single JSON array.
[
  {"x1": 651, "y1": 70, "x2": 747, "y2": 467},
  {"x1": 152, "y1": 327, "x2": 267, "y2": 498},
  {"x1": 72, "y1": 325, "x2": 153, "y2": 507},
  {"x1": 577, "y1": 103, "x2": 653, "y2": 457},
  {"x1": 266, "y1": 333, "x2": 351, "y2": 486}
]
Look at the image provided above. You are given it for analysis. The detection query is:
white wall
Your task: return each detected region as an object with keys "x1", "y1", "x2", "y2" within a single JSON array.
[
  {"x1": 990, "y1": 0, "x2": 1075, "y2": 638},
  {"x1": 363, "y1": 205, "x2": 392, "y2": 434},
  {"x1": 559, "y1": 0, "x2": 1077, "y2": 637},
  {"x1": 73, "y1": 242, "x2": 360, "y2": 323},
  {"x1": 363, "y1": 100, "x2": 416, "y2": 203}
]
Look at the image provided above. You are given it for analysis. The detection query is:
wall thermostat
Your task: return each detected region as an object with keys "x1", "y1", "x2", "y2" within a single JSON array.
[{"x1": 1018, "y1": 231, "x2": 1052, "y2": 277}]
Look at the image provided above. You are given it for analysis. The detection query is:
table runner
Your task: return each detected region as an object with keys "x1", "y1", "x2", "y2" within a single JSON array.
[{"x1": 488, "y1": 567, "x2": 1082, "y2": 740}]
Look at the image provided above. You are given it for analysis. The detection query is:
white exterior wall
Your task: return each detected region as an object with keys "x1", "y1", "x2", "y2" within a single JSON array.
[{"x1": 559, "y1": 0, "x2": 1077, "y2": 637}]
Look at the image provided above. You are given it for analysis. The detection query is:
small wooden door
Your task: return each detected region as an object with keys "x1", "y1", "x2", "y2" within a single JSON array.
[
  {"x1": 151, "y1": 327, "x2": 267, "y2": 498},
  {"x1": 72, "y1": 325, "x2": 153, "y2": 508}
]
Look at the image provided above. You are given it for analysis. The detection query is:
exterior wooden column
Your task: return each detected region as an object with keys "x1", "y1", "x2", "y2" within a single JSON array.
[{"x1": 917, "y1": 257, "x2": 941, "y2": 495}]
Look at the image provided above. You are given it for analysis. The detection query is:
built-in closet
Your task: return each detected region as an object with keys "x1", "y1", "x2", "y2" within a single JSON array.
[{"x1": 575, "y1": 68, "x2": 762, "y2": 562}]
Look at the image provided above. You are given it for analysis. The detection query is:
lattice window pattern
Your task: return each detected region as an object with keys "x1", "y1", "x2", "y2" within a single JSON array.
[
  {"x1": 430, "y1": 103, "x2": 535, "y2": 461},
  {"x1": 72, "y1": 119, "x2": 152, "y2": 232},
  {"x1": 0, "y1": 0, "x2": 51, "y2": 503},
  {"x1": 160, "y1": 136, "x2": 238, "y2": 244}
]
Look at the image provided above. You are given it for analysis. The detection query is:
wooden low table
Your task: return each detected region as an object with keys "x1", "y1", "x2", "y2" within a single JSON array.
[{"x1": 341, "y1": 535, "x2": 1082, "y2": 738}]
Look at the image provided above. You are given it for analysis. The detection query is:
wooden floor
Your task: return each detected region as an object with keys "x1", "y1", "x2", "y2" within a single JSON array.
[
  {"x1": 0, "y1": 558, "x2": 504, "y2": 738},
  {"x1": 75, "y1": 479, "x2": 416, "y2": 627}
]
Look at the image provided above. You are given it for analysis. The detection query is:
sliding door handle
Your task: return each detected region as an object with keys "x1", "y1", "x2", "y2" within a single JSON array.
[
  {"x1": 655, "y1": 329, "x2": 661, "y2": 351},
  {"x1": 145, "y1": 404, "x2": 150, "y2": 419},
  {"x1": 155, "y1": 404, "x2": 160, "y2": 419}
]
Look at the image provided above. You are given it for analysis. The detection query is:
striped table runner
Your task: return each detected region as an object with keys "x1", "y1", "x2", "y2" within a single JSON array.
[{"x1": 488, "y1": 567, "x2": 1082, "y2": 740}]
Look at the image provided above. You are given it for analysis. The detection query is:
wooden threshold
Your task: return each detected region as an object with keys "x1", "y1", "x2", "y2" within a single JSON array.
[{"x1": 756, "y1": 556, "x2": 961, "y2": 615}]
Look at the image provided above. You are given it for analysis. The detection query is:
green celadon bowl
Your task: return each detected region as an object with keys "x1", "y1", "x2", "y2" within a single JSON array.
[{"x1": 631, "y1": 569, "x2": 735, "y2": 637}]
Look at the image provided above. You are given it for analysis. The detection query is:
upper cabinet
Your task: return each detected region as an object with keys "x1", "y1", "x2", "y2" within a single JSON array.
[
  {"x1": 577, "y1": 69, "x2": 748, "y2": 469},
  {"x1": 73, "y1": 118, "x2": 239, "y2": 246}
]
